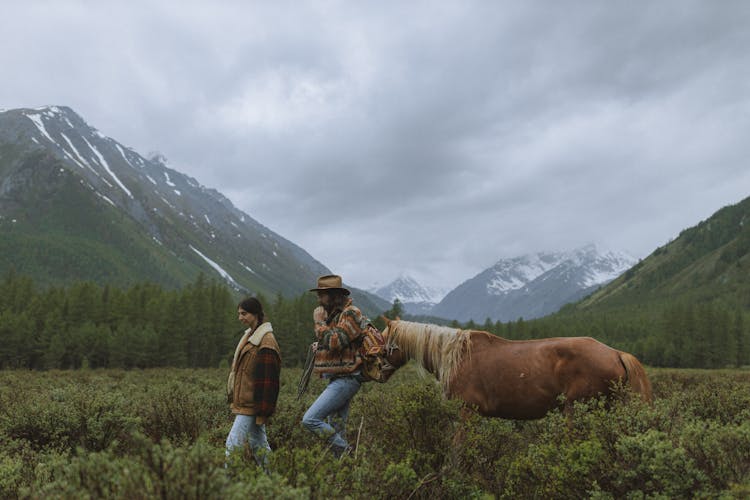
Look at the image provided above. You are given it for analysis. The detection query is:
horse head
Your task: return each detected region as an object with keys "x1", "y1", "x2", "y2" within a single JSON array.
[{"x1": 381, "y1": 316, "x2": 408, "y2": 369}]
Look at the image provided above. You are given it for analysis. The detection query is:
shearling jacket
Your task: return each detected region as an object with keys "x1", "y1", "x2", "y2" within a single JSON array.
[{"x1": 229, "y1": 324, "x2": 281, "y2": 423}]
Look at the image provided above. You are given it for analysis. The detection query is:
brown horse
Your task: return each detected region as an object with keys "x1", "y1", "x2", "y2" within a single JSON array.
[{"x1": 382, "y1": 319, "x2": 652, "y2": 419}]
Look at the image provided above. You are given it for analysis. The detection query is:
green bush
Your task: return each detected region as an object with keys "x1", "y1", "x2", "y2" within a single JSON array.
[
  {"x1": 1, "y1": 366, "x2": 749, "y2": 498},
  {"x1": 0, "y1": 452, "x2": 23, "y2": 499},
  {"x1": 681, "y1": 420, "x2": 750, "y2": 489},
  {"x1": 612, "y1": 429, "x2": 707, "y2": 497}
]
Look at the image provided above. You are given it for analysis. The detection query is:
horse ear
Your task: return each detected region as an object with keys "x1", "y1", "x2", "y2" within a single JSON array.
[{"x1": 381, "y1": 315, "x2": 392, "y2": 326}]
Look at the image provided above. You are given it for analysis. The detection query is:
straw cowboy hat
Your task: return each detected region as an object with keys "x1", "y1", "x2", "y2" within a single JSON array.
[{"x1": 309, "y1": 274, "x2": 351, "y2": 295}]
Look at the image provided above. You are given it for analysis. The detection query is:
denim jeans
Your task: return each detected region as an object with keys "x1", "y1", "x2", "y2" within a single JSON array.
[
  {"x1": 302, "y1": 375, "x2": 362, "y2": 451},
  {"x1": 225, "y1": 414, "x2": 271, "y2": 471}
]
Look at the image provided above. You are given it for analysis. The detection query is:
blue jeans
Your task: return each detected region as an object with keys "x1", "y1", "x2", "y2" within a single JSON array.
[
  {"x1": 302, "y1": 375, "x2": 362, "y2": 451},
  {"x1": 225, "y1": 414, "x2": 271, "y2": 471}
]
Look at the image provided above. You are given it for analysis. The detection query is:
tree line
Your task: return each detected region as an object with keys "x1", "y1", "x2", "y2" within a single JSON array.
[
  {"x1": 0, "y1": 271, "x2": 398, "y2": 370},
  {"x1": 469, "y1": 301, "x2": 749, "y2": 369},
  {"x1": 0, "y1": 272, "x2": 748, "y2": 370}
]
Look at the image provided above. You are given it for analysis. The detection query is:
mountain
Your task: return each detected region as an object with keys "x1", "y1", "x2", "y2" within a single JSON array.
[
  {"x1": 430, "y1": 244, "x2": 636, "y2": 322},
  {"x1": 0, "y1": 105, "x2": 388, "y2": 311},
  {"x1": 372, "y1": 274, "x2": 447, "y2": 315},
  {"x1": 576, "y1": 195, "x2": 750, "y2": 311}
]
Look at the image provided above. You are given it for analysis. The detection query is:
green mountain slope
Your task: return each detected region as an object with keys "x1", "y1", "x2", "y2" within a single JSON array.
[
  {"x1": 577, "y1": 195, "x2": 750, "y2": 311},
  {"x1": 0, "y1": 106, "x2": 390, "y2": 314},
  {"x1": 0, "y1": 107, "x2": 330, "y2": 296},
  {"x1": 0, "y1": 151, "x2": 197, "y2": 287},
  {"x1": 521, "y1": 195, "x2": 750, "y2": 368}
]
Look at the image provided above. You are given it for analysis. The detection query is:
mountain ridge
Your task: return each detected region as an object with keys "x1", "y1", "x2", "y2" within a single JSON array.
[
  {"x1": 430, "y1": 244, "x2": 636, "y2": 322},
  {"x1": 371, "y1": 274, "x2": 447, "y2": 315},
  {"x1": 0, "y1": 105, "x2": 389, "y2": 313},
  {"x1": 370, "y1": 245, "x2": 636, "y2": 322},
  {"x1": 575, "y1": 195, "x2": 750, "y2": 311}
]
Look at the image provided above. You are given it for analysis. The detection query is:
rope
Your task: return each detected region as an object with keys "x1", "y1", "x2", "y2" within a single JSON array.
[{"x1": 296, "y1": 343, "x2": 315, "y2": 401}]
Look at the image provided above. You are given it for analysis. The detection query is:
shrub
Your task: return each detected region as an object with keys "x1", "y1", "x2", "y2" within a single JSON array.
[
  {"x1": 1, "y1": 366, "x2": 749, "y2": 498},
  {"x1": 0, "y1": 452, "x2": 23, "y2": 499},
  {"x1": 681, "y1": 420, "x2": 750, "y2": 489},
  {"x1": 611, "y1": 429, "x2": 707, "y2": 497}
]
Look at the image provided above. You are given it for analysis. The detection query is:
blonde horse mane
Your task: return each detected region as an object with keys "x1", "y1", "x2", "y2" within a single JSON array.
[{"x1": 387, "y1": 320, "x2": 470, "y2": 395}]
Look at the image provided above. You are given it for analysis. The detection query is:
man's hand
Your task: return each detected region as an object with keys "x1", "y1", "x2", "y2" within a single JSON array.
[
  {"x1": 313, "y1": 306, "x2": 327, "y2": 323},
  {"x1": 311, "y1": 341, "x2": 318, "y2": 352}
]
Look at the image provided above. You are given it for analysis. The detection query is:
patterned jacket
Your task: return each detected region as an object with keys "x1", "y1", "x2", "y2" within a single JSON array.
[{"x1": 313, "y1": 298, "x2": 370, "y2": 376}]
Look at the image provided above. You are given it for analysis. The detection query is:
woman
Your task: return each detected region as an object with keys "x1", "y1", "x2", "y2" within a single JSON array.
[{"x1": 225, "y1": 297, "x2": 281, "y2": 472}]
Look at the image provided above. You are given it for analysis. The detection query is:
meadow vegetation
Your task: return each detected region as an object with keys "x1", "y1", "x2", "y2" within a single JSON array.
[
  {"x1": 1, "y1": 365, "x2": 749, "y2": 499},
  {"x1": 2, "y1": 272, "x2": 750, "y2": 497}
]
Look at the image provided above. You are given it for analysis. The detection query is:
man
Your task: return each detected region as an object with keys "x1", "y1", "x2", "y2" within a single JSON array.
[{"x1": 301, "y1": 274, "x2": 369, "y2": 458}]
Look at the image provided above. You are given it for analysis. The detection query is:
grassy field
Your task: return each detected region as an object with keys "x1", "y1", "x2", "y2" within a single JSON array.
[{"x1": 1, "y1": 365, "x2": 749, "y2": 499}]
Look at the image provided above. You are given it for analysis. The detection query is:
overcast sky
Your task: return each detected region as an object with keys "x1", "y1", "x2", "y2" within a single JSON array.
[{"x1": 2, "y1": 1, "x2": 750, "y2": 291}]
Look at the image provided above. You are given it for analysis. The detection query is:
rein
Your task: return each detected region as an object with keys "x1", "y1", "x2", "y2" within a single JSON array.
[
  {"x1": 384, "y1": 325, "x2": 401, "y2": 357},
  {"x1": 296, "y1": 344, "x2": 315, "y2": 400}
]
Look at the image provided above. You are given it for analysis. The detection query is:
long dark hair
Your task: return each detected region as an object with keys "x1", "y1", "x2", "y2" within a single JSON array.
[{"x1": 238, "y1": 297, "x2": 265, "y2": 324}]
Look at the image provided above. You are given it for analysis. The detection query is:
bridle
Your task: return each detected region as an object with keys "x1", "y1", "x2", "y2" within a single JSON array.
[{"x1": 383, "y1": 325, "x2": 403, "y2": 365}]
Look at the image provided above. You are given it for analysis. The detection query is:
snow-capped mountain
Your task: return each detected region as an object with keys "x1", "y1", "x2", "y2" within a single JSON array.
[
  {"x1": 372, "y1": 274, "x2": 447, "y2": 315},
  {"x1": 0, "y1": 105, "x2": 389, "y2": 312},
  {"x1": 430, "y1": 244, "x2": 637, "y2": 322}
]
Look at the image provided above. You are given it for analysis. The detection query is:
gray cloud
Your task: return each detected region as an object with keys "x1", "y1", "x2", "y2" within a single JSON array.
[{"x1": 2, "y1": 1, "x2": 750, "y2": 290}]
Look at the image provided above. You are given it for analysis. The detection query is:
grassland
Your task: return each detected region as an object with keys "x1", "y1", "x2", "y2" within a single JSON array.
[{"x1": 1, "y1": 365, "x2": 749, "y2": 499}]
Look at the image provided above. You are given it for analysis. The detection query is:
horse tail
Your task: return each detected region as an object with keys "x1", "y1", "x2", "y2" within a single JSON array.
[{"x1": 618, "y1": 352, "x2": 653, "y2": 403}]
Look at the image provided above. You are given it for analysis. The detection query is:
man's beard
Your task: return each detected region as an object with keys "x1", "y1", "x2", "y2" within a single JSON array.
[{"x1": 323, "y1": 295, "x2": 345, "y2": 314}]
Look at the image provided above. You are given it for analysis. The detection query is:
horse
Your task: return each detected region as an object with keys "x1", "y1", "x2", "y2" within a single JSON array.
[{"x1": 381, "y1": 319, "x2": 652, "y2": 420}]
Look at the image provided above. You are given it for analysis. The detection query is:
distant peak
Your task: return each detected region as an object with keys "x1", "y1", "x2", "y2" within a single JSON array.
[
  {"x1": 2, "y1": 105, "x2": 77, "y2": 123},
  {"x1": 21, "y1": 105, "x2": 89, "y2": 132},
  {"x1": 29, "y1": 105, "x2": 78, "y2": 117},
  {"x1": 374, "y1": 274, "x2": 447, "y2": 304},
  {"x1": 33, "y1": 105, "x2": 60, "y2": 111},
  {"x1": 393, "y1": 273, "x2": 419, "y2": 283}
]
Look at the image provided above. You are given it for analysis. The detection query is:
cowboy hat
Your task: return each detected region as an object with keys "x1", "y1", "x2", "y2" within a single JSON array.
[{"x1": 309, "y1": 274, "x2": 350, "y2": 295}]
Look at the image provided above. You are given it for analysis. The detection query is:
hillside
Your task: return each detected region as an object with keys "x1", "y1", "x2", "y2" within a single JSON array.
[
  {"x1": 0, "y1": 106, "x2": 389, "y2": 313},
  {"x1": 576, "y1": 195, "x2": 750, "y2": 311}
]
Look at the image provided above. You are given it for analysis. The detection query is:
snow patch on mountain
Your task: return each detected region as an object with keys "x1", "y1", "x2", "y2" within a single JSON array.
[
  {"x1": 82, "y1": 136, "x2": 133, "y2": 198},
  {"x1": 25, "y1": 113, "x2": 56, "y2": 144},
  {"x1": 1, "y1": 104, "x2": 336, "y2": 298},
  {"x1": 115, "y1": 143, "x2": 135, "y2": 168},
  {"x1": 430, "y1": 244, "x2": 637, "y2": 322},
  {"x1": 190, "y1": 245, "x2": 241, "y2": 289},
  {"x1": 579, "y1": 250, "x2": 635, "y2": 287},
  {"x1": 486, "y1": 252, "x2": 564, "y2": 294},
  {"x1": 164, "y1": 172, "x2": 176, "y2": 187},
  {"x1": 95, "y1": 192, "x2": 116, "y2": 207},
  {"x1": 485, "y1": 245, "x2": 634, "y2": 296}
]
